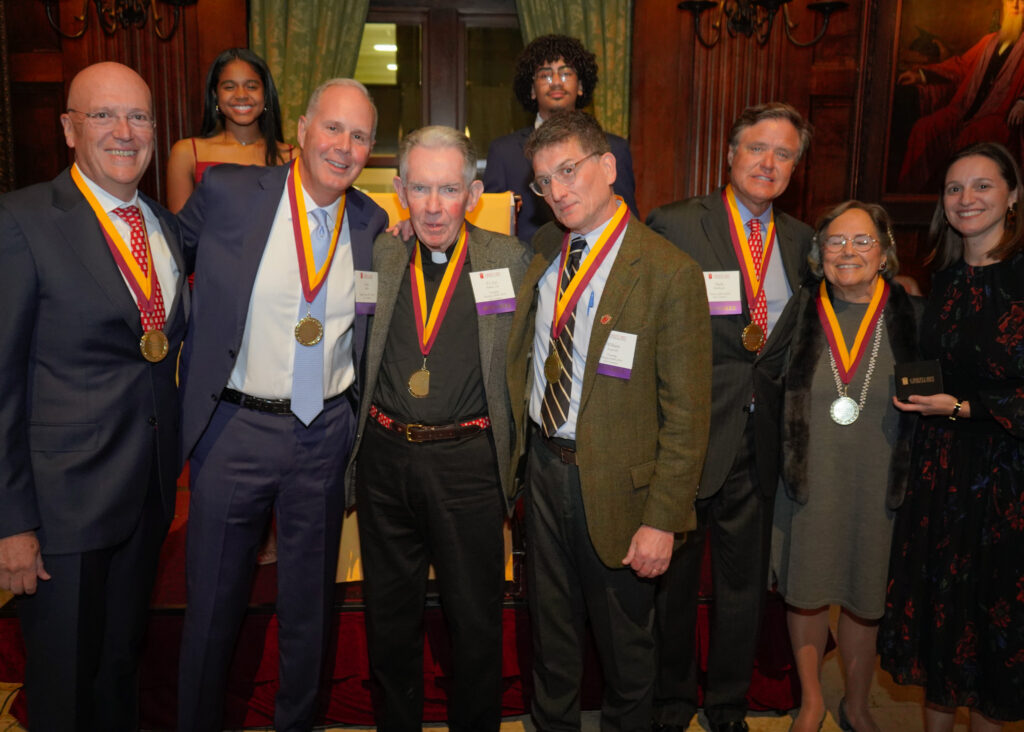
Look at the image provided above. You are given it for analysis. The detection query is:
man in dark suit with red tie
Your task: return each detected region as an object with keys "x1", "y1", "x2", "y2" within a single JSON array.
[
  {"x1": 0, "y1": 62, "x2": 187, "y2": 731},
  {"x1": 646, "y1": 102, "x2": 814, "y2": 732},
  {"x1": 175, "y1": 78, "x2": 387, "y2": 732}
]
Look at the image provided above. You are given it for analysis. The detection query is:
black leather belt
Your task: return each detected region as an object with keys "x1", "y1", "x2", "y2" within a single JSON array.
[
  {"x1": 532, "y1": 423, "x2": 577, "y2": 465},
  {"x1": 221, "y1": 388, "x2": 346, "y2": 415}
]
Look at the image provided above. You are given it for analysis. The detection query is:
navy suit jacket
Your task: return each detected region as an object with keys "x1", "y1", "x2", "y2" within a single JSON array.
[
  {"x1": 483, "y1": 125, "x2": 639, "y2": 245},
  {"x1": 177, "y1": 163, "x2": 387, "y2": 463},
  {"x1": 0, "y1": 168, "x2": 187, "y2": 553}
]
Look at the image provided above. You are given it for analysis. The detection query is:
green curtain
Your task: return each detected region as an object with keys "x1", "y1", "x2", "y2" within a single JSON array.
[
  {"x1": 516, "y1": 0, "x2": 633, "y2": 138},
  {"x1": 250, "y1": 0, "x2": 370, "y2": 145}
]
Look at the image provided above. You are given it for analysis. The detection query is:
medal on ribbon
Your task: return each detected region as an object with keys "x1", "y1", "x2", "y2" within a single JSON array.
[
  {"x1": 816, "y1": 278, "x2": 890, "y2": 425},
  {"x1": 71, "y1": 165, "x2": 168, "y2": 362},
  {"x1": 723, "y1": 185, "x2": 776, "y2": 352},
  {"x1": 545, "y1": 201, "x2": 630, "y2": 382},
  {"x1": 287, "y1": 159, "x2": 344, "y2": 346},
  {"x1": 408, "y1": 224, "x2": 469, "y2": 398}
]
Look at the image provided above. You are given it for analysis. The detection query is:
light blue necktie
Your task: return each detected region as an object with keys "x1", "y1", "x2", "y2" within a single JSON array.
[{"x1": 291, "y1": 207, "x2": 331, "y2": 425}]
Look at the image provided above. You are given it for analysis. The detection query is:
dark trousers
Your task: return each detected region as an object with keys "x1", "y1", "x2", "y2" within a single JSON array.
[
  {"x1": 18, "y1": 472, "x2": 169, "y2": 732},
  {"x1": 177, "y1": 395, "x2": 354, "y2": 732},
  {"x1": 525, "y1": 430, "x2": 658, "y2": 732},
  {"x1": 653, "y1": 416, "x2": 772, "y2": 726},
  {"x1": 355, "y1": 419, "x2": 505, "y2": 732}
]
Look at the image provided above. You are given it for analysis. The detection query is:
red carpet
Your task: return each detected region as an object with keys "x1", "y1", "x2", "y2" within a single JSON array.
[{"x1": 0, "y1": 490, "x2": 799, "y2": 728}]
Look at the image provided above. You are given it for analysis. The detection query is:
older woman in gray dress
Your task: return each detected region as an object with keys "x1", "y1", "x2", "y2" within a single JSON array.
[{"x1": 772, "y1": 201, "x2": 921, "y2": 732}]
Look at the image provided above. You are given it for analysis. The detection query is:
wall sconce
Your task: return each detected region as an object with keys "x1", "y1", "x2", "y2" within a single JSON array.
[
  {"x1": 677, "y1": 0, "x2": 848, "y2": 48},
  {"x1": 41, "y1": 0, "x2": 197, "y2": 41}
]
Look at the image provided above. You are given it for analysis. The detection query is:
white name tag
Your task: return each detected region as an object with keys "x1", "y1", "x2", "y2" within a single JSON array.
[
  {"x1": 597, "y1": 330, "x2": 637, "y2": 379},
  {"x1": 470, "y1": 268, "x2": 517, "y2": 315},
  {"x1": 704, "y1": 271, "x2": 742, "y2": 316},
  {"x1": 355, "y1": 270, "x2": 378, "y2": 314}
]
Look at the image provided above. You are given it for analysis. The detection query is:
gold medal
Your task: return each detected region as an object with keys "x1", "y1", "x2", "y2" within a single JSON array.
[
  {"x1": 408, "y1": 368, "x2": 430, "y2": 398},
  {"x1": 294, "y1": 315, "x2": 324, "y2": 346},
  {"x1": 139, "y1": 329, "x2": 169, "y2": 363},
  {"x1": 741, "y1": 322, "x2": 764, "y2": 352},
  {"x1": 544, "y1": 352, "x2": 562, "y2": 384}
]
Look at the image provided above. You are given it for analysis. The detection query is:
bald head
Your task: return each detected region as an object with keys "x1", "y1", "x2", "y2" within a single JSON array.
[{"x1": 62, "y1": 62, "x2": 156, "y2": 200}]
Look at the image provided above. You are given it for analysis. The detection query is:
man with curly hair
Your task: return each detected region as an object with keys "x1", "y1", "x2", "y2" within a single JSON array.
[{"x1": 483, "y1": 34, "x2": 637, "y2": 245}]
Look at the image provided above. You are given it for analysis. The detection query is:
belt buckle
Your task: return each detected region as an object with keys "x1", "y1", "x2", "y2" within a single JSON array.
[{"x1": 405, "y1": 423, "x2": 427, "y2": 442}]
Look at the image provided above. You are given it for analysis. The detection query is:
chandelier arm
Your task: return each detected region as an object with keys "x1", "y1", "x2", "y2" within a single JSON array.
[
  {"x1": 43, "y1": 0, "x2": 90, "y2": 39},
  {"x1": 782, "y1": 2, "x2": 841, "y2": 47},
  {"x1": 151, "y1": 0, "x2": 181, "y2": 40}
]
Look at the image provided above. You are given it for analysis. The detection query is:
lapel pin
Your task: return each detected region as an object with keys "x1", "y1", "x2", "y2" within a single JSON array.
[{"x1": 600, "y1": 315, "x2": 611, "y2": 325}]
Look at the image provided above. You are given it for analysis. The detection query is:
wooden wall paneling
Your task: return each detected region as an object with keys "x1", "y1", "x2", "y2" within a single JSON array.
[
  {"x1": 8, "y1": 0, "x2": 248, "y2": 205},
  {"x1": 629, "y1": 0, "x2": 685, "y2": 216}
]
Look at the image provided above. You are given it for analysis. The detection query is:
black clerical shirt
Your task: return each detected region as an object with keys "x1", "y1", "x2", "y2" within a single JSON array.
[{"x1": 373, "y1": 241, "x2": 487, "y2": 424}]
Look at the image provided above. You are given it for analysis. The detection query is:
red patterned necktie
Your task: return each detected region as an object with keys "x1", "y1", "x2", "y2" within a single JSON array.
[
  {"x1": 748, "y1": 218, "x2": 768, "y2": 338},
  {"x1": 113, "y1": 205, "x2": 165, "y2": 332}
]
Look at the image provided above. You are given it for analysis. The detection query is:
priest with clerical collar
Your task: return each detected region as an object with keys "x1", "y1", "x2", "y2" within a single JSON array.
[{"x1": 344, "y1": 125, "x2": 529, "y2": 732}]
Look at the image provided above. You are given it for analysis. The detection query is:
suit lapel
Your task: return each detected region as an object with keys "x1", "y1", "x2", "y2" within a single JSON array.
[
  {"x1": 774, "y1": 215, "x2": 806, "y2": 290},
  {"x1": 141, "y1": 191, "x2": 189, "y2": 331},
  {"x1": 579, "y1": 223, "x2": 641, "y2": 412},
  {"x1": 701, "y1": 191, "x2": 740, "y2": 274},
  {"x1": 52, "y1": 172, "x2": 144, "y2": 337},
  {"x1": 363, "y1": 234, "x2": 410, "y2": 405},
  {"x1": 467, "y1": 228, "x2": 496, "y2": 387},
  {"x1": 232, "y1": 167, "x2": 289, "y2": 340}
]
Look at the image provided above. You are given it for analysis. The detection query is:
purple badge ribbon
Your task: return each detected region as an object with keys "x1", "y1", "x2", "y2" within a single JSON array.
[
  {"x1": 597, "y1": 363, "x2": 632, "y2": 379},
  {"x1": 476, "y1": 298, "x2": 516, "y2": 316}
]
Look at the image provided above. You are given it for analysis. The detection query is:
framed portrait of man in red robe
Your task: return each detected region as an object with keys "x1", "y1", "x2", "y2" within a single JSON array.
[{"x1": 855, "y1": 0, "x2": 1024, "y2": 213}]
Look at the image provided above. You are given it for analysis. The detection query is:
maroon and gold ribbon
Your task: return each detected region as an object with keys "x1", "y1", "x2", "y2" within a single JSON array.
[
  {"x1": 815, "y1": 277, "x2": 890, "y2": 384},
  {"x1": 71, "y1": 164, "x2": 158, "y2": 311},
  {"x1": 410, "y1": 223, "x2": 469, "y2": 357},
  {"x1": 550, "y1": 200, "x2": 630, "y2": 340},
  {"x1": 287, "y1": 159, "x2": 344, "y2": 304},
  {"x1": 723, "y1": 184, "x2": 776, "y2": 311}
]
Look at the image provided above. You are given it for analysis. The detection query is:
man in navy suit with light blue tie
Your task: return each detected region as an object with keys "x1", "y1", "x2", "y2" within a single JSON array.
[{"x1": 175, "y1": 78, "x2": 387, "y2": 732}]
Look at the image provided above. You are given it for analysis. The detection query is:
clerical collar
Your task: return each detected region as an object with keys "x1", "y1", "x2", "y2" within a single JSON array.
[{"x1": 418, "y1": 241, "x2": 451, "y2": 264}]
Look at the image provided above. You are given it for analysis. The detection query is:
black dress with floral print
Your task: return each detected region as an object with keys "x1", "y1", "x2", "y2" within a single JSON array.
[{"x1": 879, "y1": 251, "x2": 1024, "y2": 720}]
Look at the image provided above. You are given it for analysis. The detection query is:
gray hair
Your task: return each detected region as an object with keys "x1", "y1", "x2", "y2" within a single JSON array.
[
  {"x1": 304, "y1": 78, "x2": 378, "y2": 140},
  {"x1": 808, "y1": 200, "x2": 900, "y2": 280},
  {"x1": 398, "y1": 125, "x2": 478, "y2": 187}
]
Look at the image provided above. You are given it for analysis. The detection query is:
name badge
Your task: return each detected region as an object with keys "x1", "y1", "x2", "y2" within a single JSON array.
[
  {"x1": 597, "y1": 330, "x2": 637, "y2": 379},
  {"x1": 470, "y1": 268, "x2": 516, "y2": 315},
  {"x1": 355, "y1": 270, "x2": 378, "y2": 314},
  {"x1": 703, "y1": 271, "x2": 742, "y2": 316}
]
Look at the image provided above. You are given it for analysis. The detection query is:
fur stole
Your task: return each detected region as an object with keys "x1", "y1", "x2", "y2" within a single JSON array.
[{"x1": 781, "y1": 281, "x2": 921, "y2": 509}]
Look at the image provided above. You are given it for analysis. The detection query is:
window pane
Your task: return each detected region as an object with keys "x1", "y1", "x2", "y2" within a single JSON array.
[
  {"x1": 465, "y1": 25, "x2": 532, "y2": 171},
  {"x1": 355, "y1": 22, "x2": 422, "y2": 160}
]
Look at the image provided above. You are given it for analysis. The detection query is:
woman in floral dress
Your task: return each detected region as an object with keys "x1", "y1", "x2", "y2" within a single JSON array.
[{"x1": 880, "y1": 141, "x2": 1024, "y2": 731}]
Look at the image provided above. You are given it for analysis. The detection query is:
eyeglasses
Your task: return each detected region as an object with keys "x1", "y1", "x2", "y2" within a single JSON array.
[
  {"x1": 822, "y1": 235, "x2": 879, "y2": 252},
  {"x1": 66, "y1": 108, "x2": 156, "y2": 130},
  {"x1": 534, "y1": 68, "x2": 577, "y2": 85},
  {"x1": 529, "y1": 152, "x2": 599, "y2": 196}
]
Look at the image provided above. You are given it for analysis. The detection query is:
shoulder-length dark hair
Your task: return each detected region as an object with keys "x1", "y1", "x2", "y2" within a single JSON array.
[
  {"x1": 927, "y1": 141, "x2": 1024, "y2": 270},
  {"x1": 198, "y1": 48, "x2": 286, "y2": 167}
]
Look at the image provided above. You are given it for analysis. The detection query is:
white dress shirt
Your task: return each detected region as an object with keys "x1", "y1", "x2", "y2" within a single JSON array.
[
  {"x1": 227, "y1": 184, "x2": 356, "y2": 399},
  {"x1": 529, "y1": 213, "x2": 627, "y2": 440},
  {"x1": 75, "y1": 165, "x2": 180, "y2": 317}
]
